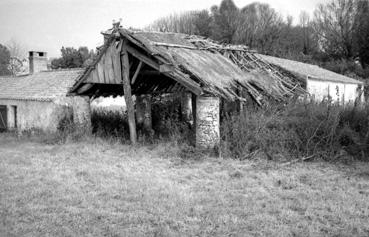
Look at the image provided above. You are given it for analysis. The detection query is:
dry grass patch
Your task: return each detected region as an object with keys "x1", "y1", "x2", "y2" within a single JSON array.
[{"x1": 0, "y1": 135, "x2": 369, "y2": 236}]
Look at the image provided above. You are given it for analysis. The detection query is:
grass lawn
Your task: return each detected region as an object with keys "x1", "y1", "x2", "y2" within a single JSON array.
[{"x1": 1, "y1": 134, "x2": 369, "y2": 236}]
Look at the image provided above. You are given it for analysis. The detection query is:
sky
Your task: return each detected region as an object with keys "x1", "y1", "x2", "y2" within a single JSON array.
[{"x1": 0, "y1": 0, "x2": 325, "y2": 58}]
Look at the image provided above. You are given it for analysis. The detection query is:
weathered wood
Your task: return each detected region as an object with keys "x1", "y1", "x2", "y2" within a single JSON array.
[
  {"x1": 121, "y1": 40, "x2": 137, "y2": 144},
  {"x1": 150, "y1": 42, "x2": 198, "y2": 50},
  {"x1": 125, "y1": 44, "x2": 160, "y2": 70},
  {"x1": 112, "y1": 43, "x2": 122, "y2": 84},
  {"x1": 131, "y1": 61, "x2": 143, "y2": 85},
  {"x1": 77, "y1": 83, "x2": 93, "y2": 94},
  {"x1": 191, "y1": 93, "x2": 197, "y2": 131},
  {"x1": 97, "y1": 56, "x2": 105, "y2": 84},
  {"x1": 106, "y1": 46, "x2": 115, "y2": 84},
  {"x1": 126, "y1": 43, "x2": 202, "y2": 95},
  {"x1": 159, "y1": 64, "x2": 174, "y2": 73},
  {"x1": 165, "y1": 70, "x2": 202, "y2": 96}
]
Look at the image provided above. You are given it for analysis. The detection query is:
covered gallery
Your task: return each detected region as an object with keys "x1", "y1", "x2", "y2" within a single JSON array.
[{"x1": 69, "y1": 24, "x2": 306, "y2": 148}]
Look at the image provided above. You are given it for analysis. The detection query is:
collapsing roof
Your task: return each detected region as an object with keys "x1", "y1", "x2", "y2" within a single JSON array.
[
  {"x1": 70, "y1": 26, "x2": 306, "y2": 105},
  {"x1": 0, "y1": 69, "x2": 83, "y2": 102}
]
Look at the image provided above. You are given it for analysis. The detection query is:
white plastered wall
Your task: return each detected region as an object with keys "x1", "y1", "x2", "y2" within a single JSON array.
[
  {"x1": 306, "y1": 78, "x2": 363, "y2": 104},
  {"x1": 0, "y1": 96, "x2": 91, "y2": 132},
  {"x1": 0, "y1": 99, "x2": 71, "y2": 132}
]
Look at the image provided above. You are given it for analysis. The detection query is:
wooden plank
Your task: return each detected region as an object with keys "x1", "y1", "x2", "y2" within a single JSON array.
[
  {"x1": 104, "y1": 47, "x2": 112, "y2": 83},
  {"x1": 106, "y1": 45, "x2": 115, "y2": 84},
  {"x1": 122, "y1": 40, "x2": 137, "y2": 144},
  {"x1": 77, "y1": 83, "x2": 94, "y2": 94},
  {"x1": 150, "y1": 42, "x2": 197, "y2": 50},
  {"x1": 159, "y1": 64, "x2": 174, "y2": 73},
  {"x1": 164, "y1": 70, "x2": 203, "y2": 96},
  {"x1": 97, "y1": 57, "x2": 105, "y2": 84},
  {"x1": 112, "y1": 43, "x2": 122, "y2": 84},
  {"x1": 131, "y1": 61, "x2": 143, "y2": 85}
]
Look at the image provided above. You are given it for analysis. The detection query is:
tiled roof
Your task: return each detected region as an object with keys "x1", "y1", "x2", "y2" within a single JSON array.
[
  {"x1": 0, "y1": 69, "x2": 84, "y2": 101},
  {"x1": 259, "y1": 54, "x2": 363, "y2": 84}
]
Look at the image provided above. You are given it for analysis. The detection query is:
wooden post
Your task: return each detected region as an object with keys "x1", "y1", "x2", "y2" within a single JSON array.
[
  {"x1": 121, "y1": 39, "x2": 137, "y2": 144},
  {"x1": 191, "y1": 93, "x2": 197, "y2": 128}
]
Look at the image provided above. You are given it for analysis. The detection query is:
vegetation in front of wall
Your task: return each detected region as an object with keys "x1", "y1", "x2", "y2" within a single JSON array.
[
  {"x1": 89, "y1": 94, "x2": 194, "y2": 145},
  {"x1": 13, "y1": 97, "x2": 368, "y2": 163},
  {"x1": 221, "y1": 100, "x2": 369, "y2": 161}
]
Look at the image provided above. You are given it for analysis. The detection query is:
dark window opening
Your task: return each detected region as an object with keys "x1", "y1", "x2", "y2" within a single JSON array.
[
  {"x1": 29, "y1": 52, "x2": 33, "y2": 57},
  {"x1": 0, "y1": 105, "x2": 7, "y2": 132},
  {"x1": 12, "y1": 106, "x2": 17, "y2": 129},
  {"x1": 39, "y1": 52, "x2": 44, "y2": 57}
]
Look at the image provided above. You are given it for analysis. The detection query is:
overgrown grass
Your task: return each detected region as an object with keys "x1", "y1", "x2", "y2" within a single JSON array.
[
  {"x1": 221, "y1": 101, "x2": 369, "y2": 161},
  {"x1": 89, "y1": 99, "x2": 369, "y2": 162},
  {"x1": 1, "y1": 135, "x2": 369, "y2": 236}
]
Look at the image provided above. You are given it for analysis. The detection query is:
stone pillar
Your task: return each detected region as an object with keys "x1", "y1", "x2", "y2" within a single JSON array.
[
  {"x1": 181, "y1": 92, "x2": 192, "y2": 122},
  {"x1": 72, "y1": 96, "x2": 91, "y2": 130},
  {"x1": 195, "y1": 95, "x2": 220, "y2": 149},
  {"x1": 136, "y1": 95, "x2": 152, "y2": 131}
]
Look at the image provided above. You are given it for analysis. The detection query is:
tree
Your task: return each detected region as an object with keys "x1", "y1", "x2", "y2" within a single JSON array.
[
  {"x1": 51, "y1": 46, "x2": 95, "y2": 69},
  {"x1": 5, "y1": 39, "x2": 28, "y2": 76},
  {"x1": 353, "y1": 0, "x2": 369, "y2": 68},
  {"x1": 210, "y1": 0, "x2": 239, "y2": 43},
  {"x1": 312, "y1": 0, "x2": 356, "y2": 58},
  {"x1": 193, "y1": 10, "x2": 212, "y2": 37},
  {"x1": 6, "y1": 38, "x2": 26, "y2": 59},
  {"x1": 299, "y1": 11, "x2": 311, "y2": 55},
  {"x1": 0, "y1": 44, "x2": 11, "y2": 76},
  {"x1": 234, "y1": 2, "x2": 283, "y2": 53},
  {"x1": 148, "y1": 10, "x2": 212, "y2": 37}
]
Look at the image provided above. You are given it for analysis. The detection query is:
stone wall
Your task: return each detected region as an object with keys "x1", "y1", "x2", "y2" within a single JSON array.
[
  {"x1": 195, "y1": 95, "x2": 220, "y2": 149},
  {"x1": 0, "y1": 99, "x2": 71, "y2": 132},
  {"x1": 0, "y1": 95, "x2": 91, "y2": 133}
]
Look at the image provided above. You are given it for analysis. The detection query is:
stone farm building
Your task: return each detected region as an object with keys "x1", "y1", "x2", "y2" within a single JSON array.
[
  {"x1": 69, "y1": 24, "x2": 364, "y2": 148},
  {"x1": 0, "y1": 51, "x2": 90, "y2": 132},
  {"x1": 0, "y1": 24, "x2": 364, "y2": 147}
]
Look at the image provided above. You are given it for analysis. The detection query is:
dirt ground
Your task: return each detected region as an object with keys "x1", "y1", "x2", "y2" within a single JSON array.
[{"x1": 1, "y1": 134, "x2": 369, "y2": 236}]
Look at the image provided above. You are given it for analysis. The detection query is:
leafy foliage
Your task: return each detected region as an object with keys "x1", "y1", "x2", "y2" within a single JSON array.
[
  {"x1": 51, "y1": 46, "x2": 96, "y2": 69},
  {"x1": 0, "y1": 44, "x2": 11, "y2": 76}
]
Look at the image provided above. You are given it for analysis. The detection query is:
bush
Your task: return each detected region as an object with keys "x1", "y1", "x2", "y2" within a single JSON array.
[{"x1": 221, "y1": 101, "x2": 369, "y2": 161}]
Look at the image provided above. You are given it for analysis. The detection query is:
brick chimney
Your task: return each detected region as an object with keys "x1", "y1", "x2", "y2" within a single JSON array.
[{"x1": 29, "y1": 51, "x2": 48, "y2": 74}]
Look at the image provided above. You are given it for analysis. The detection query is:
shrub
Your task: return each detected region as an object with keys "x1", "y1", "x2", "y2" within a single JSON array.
[{"x1": 221, "y1": 100, "x2": 369, "y2": 161}]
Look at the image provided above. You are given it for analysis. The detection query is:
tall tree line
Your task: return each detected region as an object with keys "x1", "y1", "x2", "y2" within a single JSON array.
[{"x1": 148, "y1": 0, "x2": 369, "y2": 78}]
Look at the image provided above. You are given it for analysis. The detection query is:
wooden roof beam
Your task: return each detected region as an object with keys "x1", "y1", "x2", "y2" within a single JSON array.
[
  {"x1": 125, "y1": 43, "x2": 202, "y2": 95},
  {"x1": 131, "y1": 61, "x2": 143, "y2": 85}
]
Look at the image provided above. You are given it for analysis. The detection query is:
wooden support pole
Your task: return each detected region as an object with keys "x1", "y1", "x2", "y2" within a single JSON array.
[{"x1": 121, "y1": 40, "x2": 137, "y2": 144}]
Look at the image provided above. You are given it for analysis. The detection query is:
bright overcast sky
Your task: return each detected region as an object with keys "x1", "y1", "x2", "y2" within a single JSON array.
[{"x1": 0, "y1": 0, "x2": 325, "y2": 58}]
